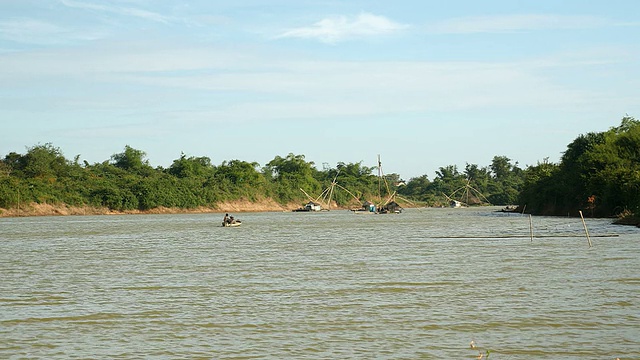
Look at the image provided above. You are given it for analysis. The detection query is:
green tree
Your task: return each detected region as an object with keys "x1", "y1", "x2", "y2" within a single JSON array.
[
  {"x1": 7, "y1": 143, "x2": 71, "y2": 180},
  {"x1": 464, "y1": 163, "x2": 491, "y2": 200},
  {"x1": 320, "y1": 162, "x2": 376, "y2": 205},
  {"x1": 431, "y1": 165, "x2": 467, "y2": 203},
  {"x1": 398, "y1": 174, "x2": 431, "y2": 202},
  {"x1": 490, "y1": 156, "x2": 512, "y2": 180},
  {"x1": 111, "y1": 146, "x2": 151, "y2": 174},
  {"x1": 264, "y1": 153, "x2": 321, "y2": 203},
  {"x1": 518, "y1": 159, "x2": 561, "y2": 214},
  {"x1": 487, "y1": 156, "x2": 523, "y2": 205},
  {"x1": 581, "y1": 119, "x2": 640, "y2": 216},
  {"x1": 216, "y1": 159, "x2": 266, "y2": 200},
  {"x1": 519, "y1": 116, "x2": 640, "y2": 217},
  {"x1": 168, "y1": 153, "x2": 214, "y2": 179}
]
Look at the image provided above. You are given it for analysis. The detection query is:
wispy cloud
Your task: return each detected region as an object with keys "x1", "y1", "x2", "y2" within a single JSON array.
[
  {"x1": 428, "y1": 14, "x2": 611, "y2": 34},
  {"x1": 0, "y1": 18, "x2": 70, "y2": 44},
  {"x1": 60, "y1": 0, "x2": 171, "y2": 24},
  {"x1": 276, "y1": 13, "x2": 408, "y2": 43},
  {"x1": 1, "y1": 42, "x2": 610, "y2": 119}
]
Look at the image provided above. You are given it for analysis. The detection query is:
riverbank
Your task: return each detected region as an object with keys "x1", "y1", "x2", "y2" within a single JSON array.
[{"x1": 0, "y1": 199, "x2": 319, "y2": 218}]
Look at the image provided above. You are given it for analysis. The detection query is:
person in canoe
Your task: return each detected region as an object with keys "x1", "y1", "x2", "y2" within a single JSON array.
[{"x1": 222, "y1": 214, "x2": 241, "y2": 227}]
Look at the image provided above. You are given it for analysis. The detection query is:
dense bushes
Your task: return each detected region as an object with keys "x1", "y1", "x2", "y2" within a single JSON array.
[
  {"x1": 518, "y1": 116, "x2": 640, "y2": 217},
  {"x1": 0, "y1": 144, "x2": 528, "y2": 211},
  {"x1": 397, "y1": 157, "x2": 523, "y2": 207},
  {"x1": 2, "y1": 117, "x2": 637, "y2": 220}
]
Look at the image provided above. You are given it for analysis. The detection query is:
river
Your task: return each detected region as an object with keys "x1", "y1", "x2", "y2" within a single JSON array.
[{"x1": 1, "y1": 207, "x2": 639, "y2": 359}]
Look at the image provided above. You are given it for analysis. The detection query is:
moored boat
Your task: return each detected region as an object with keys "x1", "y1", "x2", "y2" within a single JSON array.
[{"x1": 292, "y1": 201, "x2": 322, "y2": 212}]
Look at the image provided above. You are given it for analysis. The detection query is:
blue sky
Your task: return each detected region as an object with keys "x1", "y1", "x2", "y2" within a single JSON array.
[{"x1": 1, "y1": 1, "x2": 639, "y2": 180}]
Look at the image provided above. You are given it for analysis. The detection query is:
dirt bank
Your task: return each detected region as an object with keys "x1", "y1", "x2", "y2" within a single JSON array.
[{"x1": 0, "y1": 199, "x2": 315, "y2": 218}]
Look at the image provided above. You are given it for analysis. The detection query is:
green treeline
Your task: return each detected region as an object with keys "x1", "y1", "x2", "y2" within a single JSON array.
[
  {"x1": 0, "y1": 147, "x2": 384, "y2": 211},
  {"x1": 518, "y1": 116, "x2": 640, "y2": 219},
  {"x1": 0, "y1": 116, "x2": 638, "y2": 220},
  {"x1": 0, "y1": 145, "x2": 522, "y2": 212}
]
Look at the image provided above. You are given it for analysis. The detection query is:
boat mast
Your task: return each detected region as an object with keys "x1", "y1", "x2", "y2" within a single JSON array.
[
  {"x1": 378, "y1": 154, "x2": 382, "y2": 202},
  {"x1": 377, "y1": 154, "x2": 394, "y2": 206}
]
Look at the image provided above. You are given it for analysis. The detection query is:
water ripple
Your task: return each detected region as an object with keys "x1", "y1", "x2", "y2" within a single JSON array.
[{"x1": 1, "y1": 208, "x2": 638, "y2": 359}]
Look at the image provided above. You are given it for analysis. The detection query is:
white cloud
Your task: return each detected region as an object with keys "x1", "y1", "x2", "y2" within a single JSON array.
[
  {"x1": 428, "y1": 14, "x2": 610, "y2": 34},
  {"x1": 60, "y1": 0, "x2": 171, "y2": 24},
  {"x1": 0, "y1": 18, "x2": 70, "y2": 44},
  {"x1": 276, "y1": 12, "x2": 408, "y2": 43},
  {"x1": 1, "y1": 38, "x2": 633, "y2": 129}
]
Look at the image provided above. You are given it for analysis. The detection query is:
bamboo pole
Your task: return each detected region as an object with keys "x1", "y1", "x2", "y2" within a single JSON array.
[
  {"x1": 529, "y1": 214, "x2": 533, "y2": 242},
  {"x1": 327, "y1": 182, "x2": 335, "y2": 210},
  {"x1": 335, "y1": 183, "x2": 362, "y2": 204},
  {"x1": 300, "y1": 188, "x2": 315, "y2": 202},
  {"x1": 324, "y1": 172, "x2": 340, "y2": 210},
  {"x1": 579, "y1": 210, "x2": 593, "y2": 248}
]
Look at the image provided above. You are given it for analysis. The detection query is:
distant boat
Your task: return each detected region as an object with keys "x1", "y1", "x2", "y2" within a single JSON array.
[
  {"x1": 222, "y1": 216, "x2": 242, "y2": 227},
  {"x1": 351, "y1": 155, "x2": 404, "y2": 214},
  {"x1": 500, "y1": 205, "x2": 519, "y2": 213},
  {"x1": 444, "y1": 178, "x2": 491, "y2": 208},
  {"x1": 373, "y1": 155, "x2": 403, "y2": 214},
  {"x1": 378, "y1": 200, "x2": 403, "y2": 214},
  {"x1": 351, "y1": 200, "x2": 377, "y2": 214},
  {"x1": 292, "y1": 201, "x2": 323, "y2": 212},
  {"x1": 295, "y1": 172, "x2": 353, "y2": 212}
]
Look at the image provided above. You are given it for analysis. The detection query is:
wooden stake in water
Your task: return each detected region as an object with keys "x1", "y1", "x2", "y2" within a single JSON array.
[
  {"x1": 529, "y1": 214, "x2": 534, "y2": 242},
  {"x1": 579, "y1": 210, "x2": 593, "y2": 248}
]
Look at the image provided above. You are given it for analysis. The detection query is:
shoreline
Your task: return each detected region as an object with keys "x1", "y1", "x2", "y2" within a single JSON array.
[
  {"x1": 3, "y1": 202, "x2": 637, "y2": 227},
  {"x1": 0, "y1": 199, "x2": 316, "y2": 218}
]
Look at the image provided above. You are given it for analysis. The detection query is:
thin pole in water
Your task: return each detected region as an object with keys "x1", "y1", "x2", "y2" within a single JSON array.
[
  {"x1": 529, "y1": 214, "x2": 534, "y2": 242},
  {"x1": 579, "y1": 210, "x2": 593, "y2": 248}
]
